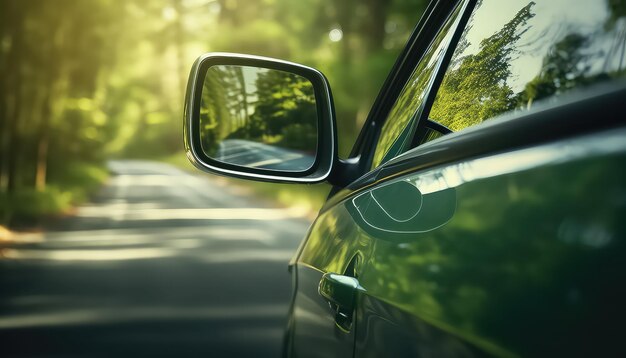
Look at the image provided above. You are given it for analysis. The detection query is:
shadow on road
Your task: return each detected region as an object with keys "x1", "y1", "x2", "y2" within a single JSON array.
[{"x1": 0, "y1": 160, "x2": 311, "y2": 357}]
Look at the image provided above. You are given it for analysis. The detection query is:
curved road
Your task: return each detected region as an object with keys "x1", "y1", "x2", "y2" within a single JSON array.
[
  {"x1": 216, "y1": 139, "x2": 315, "y2": 171},
  {"x1": 0, "y1": 160, "x2": 311, "y2": 357}
]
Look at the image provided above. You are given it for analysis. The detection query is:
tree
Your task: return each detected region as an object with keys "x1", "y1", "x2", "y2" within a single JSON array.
[
  {"x1": 252, "y1": 70, "x2": 317, "y2": 150},
  {"x1": 519, "y1": 34, "x2": 595, "y2": 108}
]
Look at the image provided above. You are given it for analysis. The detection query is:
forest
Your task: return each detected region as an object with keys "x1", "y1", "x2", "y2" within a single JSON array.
[{"x1": 0, "y1": 0, "x2": 427, "y2": 226}]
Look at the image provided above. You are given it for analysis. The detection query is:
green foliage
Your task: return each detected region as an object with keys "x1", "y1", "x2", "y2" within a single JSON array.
[
  {"x1": 0, "y1": 188, "x2": 73, "y2": 220},
  {"x1": 251, "y1": 70, "x2": 317, "y2": 150},
  {"x1": 0, "y1": 162, "x2": 108, "y2": 226},
  {"x1": 0, "y1": 0, "x2": 120, "y2": 224},
  {"x1": 200, "y1": 66, "x2": 233, "y2": 156},
  {"x1": 47, "y1": 162, "x2": 109, "y2": 198},
  {"x1": 1, "y1": 0, "x2": 429, "y2": 225}
]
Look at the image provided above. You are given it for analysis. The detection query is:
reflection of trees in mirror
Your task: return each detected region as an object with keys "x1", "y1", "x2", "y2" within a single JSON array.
[
  {"x1": 249, "y1": 69, "x2": 317, "y2": 152},
  {"x1": 200, "y1": 65, "x2": 317, "y2": 169},
  {"x1": 200, "y1": 66, "x2": 231, "y2": 157},
  {"x1": 200, "y1": 65, "x2": 254, "y2": 157},
  {"x1": 430, "y1": 0, "x2": 626, "y2": 132}
]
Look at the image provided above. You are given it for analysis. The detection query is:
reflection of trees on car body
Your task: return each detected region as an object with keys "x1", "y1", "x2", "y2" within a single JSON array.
[{"x1": 429, "y1": 0, "x2": 626, "y2": 131}]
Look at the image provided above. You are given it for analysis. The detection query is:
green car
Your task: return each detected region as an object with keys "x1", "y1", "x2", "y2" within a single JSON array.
[{"x1": 184, "y1": 0, "x2": 626, "y2": 356}]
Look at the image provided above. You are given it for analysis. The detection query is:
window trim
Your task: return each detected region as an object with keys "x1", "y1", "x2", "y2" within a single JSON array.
[
  {"x1": 344, "y1": 0, "x2": 462, "y2": 173},
  {"x1": 407, "y1": 0, "x2": 478, "y2": 149},
  {"x1": 365, "y1": 0, "x2": 475, "y2": 171}
]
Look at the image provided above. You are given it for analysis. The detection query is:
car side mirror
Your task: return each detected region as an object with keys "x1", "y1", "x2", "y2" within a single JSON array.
[{"x1": 184, "y1": 53, "x2": 337, "y2": 183}]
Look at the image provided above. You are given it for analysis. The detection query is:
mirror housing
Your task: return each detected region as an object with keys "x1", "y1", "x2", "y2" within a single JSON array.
[{"x1": 184, "y1": 53, "x2": 337, "y2": 183}]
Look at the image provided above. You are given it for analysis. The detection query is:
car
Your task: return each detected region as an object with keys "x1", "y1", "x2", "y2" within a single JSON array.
[{"x1": 183, "y1": 0, "x2": 626, "y2": 356}]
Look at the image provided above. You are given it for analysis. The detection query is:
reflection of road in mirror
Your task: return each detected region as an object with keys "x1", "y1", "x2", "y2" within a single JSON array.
[
  {"x1": 215, "y1": 139, "x2": 315, "y2": 171},
  {"x1": 0, "y1": 160, "x2": 311, "y2": 357}
]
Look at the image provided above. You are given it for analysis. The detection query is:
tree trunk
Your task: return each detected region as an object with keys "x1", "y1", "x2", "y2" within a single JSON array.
[
  {"x1": 0, "y1": 2, "x2": 24, "y2": 193},
  {"x1": 335, "y1": 0, "x2": 355, "y2": 63},
  {"x1": 6, "y1": 88, "x2": 22, "y2": 193},
  {"x1": 172, "y1": 0, "x2": 186, "y2": 101},
  {"x1": 35, "y1": 89, "x2": 53, "y2": 191},
  {"x1": 363, "y1": 0, "x2": 392, "y2": 52},
  {"x1": 234, "y1": 67, "x2": 249, "y2": 130}
]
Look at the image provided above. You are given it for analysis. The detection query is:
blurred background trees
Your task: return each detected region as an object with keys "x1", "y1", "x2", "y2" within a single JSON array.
[{"x1": 0, "y1": 0, "x2": 427, "y2": 225}]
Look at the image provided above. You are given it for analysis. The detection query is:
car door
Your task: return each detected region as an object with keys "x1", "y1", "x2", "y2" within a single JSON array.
[
  {"x1": 289, "y1": 0, "x2": 626, "y2": 356},
  {"x1": 284, "y1": 1, "x2": 468, "y2": 357},
  {"x1": 358, "y1": 0, "x2": 626, "y2": 356}
]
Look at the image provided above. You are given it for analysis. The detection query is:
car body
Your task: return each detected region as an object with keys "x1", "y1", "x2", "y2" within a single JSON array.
[{"x1": 184, "y1": 0, "x2": 626, "y2": 356}]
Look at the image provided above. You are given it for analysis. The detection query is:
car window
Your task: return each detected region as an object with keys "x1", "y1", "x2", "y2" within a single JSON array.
[
  {"x1": 428, "y1": 0, "x2": 626, "y2": 133},
  {"x1": 370, "y1": 3, "x2": 466, "y2": 169}
]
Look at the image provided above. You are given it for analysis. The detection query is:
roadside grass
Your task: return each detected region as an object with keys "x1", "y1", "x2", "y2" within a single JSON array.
[
  {"x1": 0, "y1": 162, "x2": 109, "y2": 229},
  {"x1": 161, "y1": 152, "x2": 331, "y2": 216}
]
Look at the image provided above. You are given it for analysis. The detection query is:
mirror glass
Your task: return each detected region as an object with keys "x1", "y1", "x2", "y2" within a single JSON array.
[{"x1": 199, "y1": 65, "x2": 318, "y2": 171}]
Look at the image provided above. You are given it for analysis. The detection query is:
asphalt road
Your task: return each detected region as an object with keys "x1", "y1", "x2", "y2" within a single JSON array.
[
  {"x1": 216, "y1": 139, "x2": 315, "y2": 171},
  {"x1": 0, "y1": 160, "x2": 311, "y2": 357}
]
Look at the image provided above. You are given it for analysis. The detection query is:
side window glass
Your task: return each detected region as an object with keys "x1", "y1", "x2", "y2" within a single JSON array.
[
  {"x1": 429, "y1": 0, "x2": 626, "y2": 132},
  {"x1": 370, "y1": 3, "x2": 465, "y2": 169}
]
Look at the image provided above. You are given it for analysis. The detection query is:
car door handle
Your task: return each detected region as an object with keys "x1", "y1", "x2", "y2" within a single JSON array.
[{"x1": 318, "y1": 273, "x2": 360, "y2": 318}]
